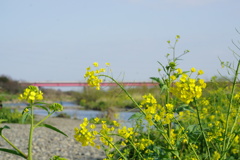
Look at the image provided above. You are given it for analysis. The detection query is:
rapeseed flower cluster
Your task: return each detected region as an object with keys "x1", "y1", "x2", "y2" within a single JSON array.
[
  {"x1": 19, "y1": 85, "x2": 43, "y2": 103},
  {"x1": 178, "y1": 110, "x2": 195, "y2": 124},
  {"x1": 99, "y1": 121, "x2": 116, "y2": 148},
  {"x1": 118, "y1": 126, "x2": 134, "y2": 140},
  {"x1": 234, "y1": 92, "x2": 240, "y2": 101},
  {"x1": 231, "y1": 135, "x2": 240, "y2": 154},
  {"x1": 139, "y1": 94, "x2": 175, "y2": 126},
  {"x1": 98, "y1": 119, "x2": 135, "y2": 149},
  {"x1": 170, "y1": 70, "x2": 206, "y2": 104},
  {"x1": 139, "y1": 93, "x2": 161, "y2": 126},
  {"x1": 199, "y1": 106, "x2": 226, "y2": 143},
  {"x1": 75, "y1": 115, "x2": 157, "y2": 159},
  {"x1": 75, "y1": 116, "x2": 128, "y2": 149},
  {"x1": 74, "y1": 118, "x2": 98, "y2": 147},
  {"x1": 134, "y1": 138, "x2": 154, "y2": 150},
  {"x1": 212, "y1": 151, "x2": 221, "y2": 160},
  {"x1": 84, "y1": 62, "x2": 109, "y2": 90},
  {"x1": 76, "y1": 36, "x2": 240, "y2": 159}
]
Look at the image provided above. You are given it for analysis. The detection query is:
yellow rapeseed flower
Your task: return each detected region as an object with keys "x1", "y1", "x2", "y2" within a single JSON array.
[
  {"x1": 212, "y1": 151, "x2": 221, "y2": 160},
  {"x1": 170, "y1": 73, "x2": 206, "y2": 104},
  {"x1": 19, "y1": 85, "x2": 43, "y2": 103},
  {"x1": 94, "y1": 117, "x2": 100, "y2": 123},
  {"x1": 176, "y1": 68, "x2": 183, "y2": 74},
  {"x1": 74, "y1": 118, "x2": 97, "y2": 147},
  {"x1": 166, "y1": 103, "x2": 174, "y2": 112},
  {"x1": 191, "y1": 67, "x2": 196, "y2": 72},
  {"x1": 23, "y1": 108, "x2": 29, "y2": 113},
  {"x1": 170, "y1": 75, "x2": 176, "y2": 80},
  {"x1": 112, "y1": 120, "x2": 120, "y2": 127},
  {"x1": 90, "y1": 124, "x2": 96, "y2": 129},
  {"x1": 84, "y1": 63, "x2": 106, "y2": 90},
  {"x1": 197, "y1": 70, "x2": 204, "y2": 75},
  {"x1": 93, "y1": 62, "x2": 98, "y2": 67}
]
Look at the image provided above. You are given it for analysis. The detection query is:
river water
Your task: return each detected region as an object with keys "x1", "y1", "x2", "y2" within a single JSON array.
[
  {"x1": 3, "y1": 102, "x2": 137, "y2": 123},
  {"x1": 34, "y1": 109, "x2": 135, "y2": 121}
]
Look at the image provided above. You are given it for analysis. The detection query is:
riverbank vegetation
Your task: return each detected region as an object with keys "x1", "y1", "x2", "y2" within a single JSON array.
[
  {"x1": 1, "y1": 33, "x2": 240, "y2": 159},
  {"x1": 0, "y1": 77, "x2": 236, "y2": 111},
  {"x1": 74, "y1": 35, "x2": 240, "y2": 160}
]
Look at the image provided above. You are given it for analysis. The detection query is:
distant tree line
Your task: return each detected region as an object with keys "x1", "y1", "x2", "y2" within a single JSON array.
[{"x1": 0, "y1": 75, "x2": 24, "y2": 94}]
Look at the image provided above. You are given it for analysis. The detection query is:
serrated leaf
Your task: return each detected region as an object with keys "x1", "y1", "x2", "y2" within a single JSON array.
[
  {"x1": 0, "y1": 148, "x2": 26, "y2": 158},
  {"x1": 0, "y1": 125, "x2": 10, "y2": 135},
  {"x1": 39, "y1": 124, "x2": 68, "y2": 137}
]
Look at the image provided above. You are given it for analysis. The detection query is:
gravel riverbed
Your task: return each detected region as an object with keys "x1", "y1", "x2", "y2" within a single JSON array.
[{"x1": 0, "y1": 116, "x2": 106, "y2": 160}]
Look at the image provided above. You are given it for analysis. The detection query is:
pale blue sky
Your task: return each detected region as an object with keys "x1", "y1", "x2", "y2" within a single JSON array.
[{"x1": 1, "y1": 0, "x2": 240, "y2": 83}]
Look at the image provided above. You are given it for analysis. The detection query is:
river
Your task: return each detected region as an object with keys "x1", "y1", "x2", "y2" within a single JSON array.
[{"x1": 3, "y1": 102, "x2": 137, "y2": 124}]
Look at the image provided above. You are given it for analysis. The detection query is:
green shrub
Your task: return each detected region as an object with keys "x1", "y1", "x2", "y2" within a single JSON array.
[{"x1": 0, "y1": 108, "x2": 23, "y2": 123}]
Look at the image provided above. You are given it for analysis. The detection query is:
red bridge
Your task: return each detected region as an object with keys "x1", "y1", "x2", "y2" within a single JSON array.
[{"x1": 20, "y1": 82, "x2": 159, "y2": 87}]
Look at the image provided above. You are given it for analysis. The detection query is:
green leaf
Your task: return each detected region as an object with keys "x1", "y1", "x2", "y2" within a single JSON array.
[
  {"x1": 157, "y1": 61, "x2": 167, "y2": 73},
  {"x1": 0, "y1": 148, "x2": 26, "y2": 158},
  {"x1": 162, "y1": 147, "x2": 179, "y2": 157},
  {"x1": 175, "y1": 104, "x2": 194, "y2": 113},
  {"x1": 50, "y1": 155, "x2": 69, "y2": 160},
  {"x1": 38, "y1": 124, "x2": 68, "y2": 137},
  {"x1": 150, "y1": 77, "x2": 164, "y2": 88},
  {"x1": 21, "y1": 112, "x2": 29, "y2": 124},
  {"x1": 160, "y1": 84, "x2": 168, "y2": 94},
  {"x1": 0, "y1": 125, "x2": 10, "y2": 135},
  {"x1": 34, "y1": 101, "x2": 49, "y2": 105},
  {"x1": 128, "y1": 112, "x2": 144, "y2": 120},
  {"x1": 150, "y1": 77, "x2": 160, "y2": 83},
  {"x1": 35, "y1": 105, "x2": 50, "y2": 114},
  {"x1": 187, "y1": 125, "x2": 198, "y2": 133}
]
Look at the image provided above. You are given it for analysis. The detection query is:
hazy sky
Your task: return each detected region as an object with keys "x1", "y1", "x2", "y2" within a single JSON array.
[{"x1": 1, "y1": 0, "x2": 240, "y2": 83}]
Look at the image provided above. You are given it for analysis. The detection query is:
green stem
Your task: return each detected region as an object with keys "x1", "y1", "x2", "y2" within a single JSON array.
[
  {"x1": 100, "y1": 75, "x2": 146, "y2": 116},
  {"x1": 220, "y1": 133, "x2": 239, "y2": 160},
  {"x1": 222, "y1": 60, "x2": 240, "y2": 158},
  {"x1": 224, "y1": 103, "x2": 240, "y2": 154},
  {"x1": 34, "y1": 112, "x2": 54, "y2": 128},
  {"x1": 195, "y1": 99, "x2": 211, "y2": 159},
  {"x1": 1, "y1": 135, "x2": 27, "y2": 158},
  {"x1": 173, "y1": 117, "x2": 200, "y2": 160},
  {"x1": 28, "y1": 104, "x2": 34, "y2": 160},
  {"x1": 100, "y1": 74, "x2": 181, "y2": 159},
  {"x1": 99, "y1": 133, "x2": 127, "y2": 160},
  {"x1": 128, "y1": 139, "x2": 144, "y2": 159},
  {"x1": 153, "y1": 122, "x2": 181, "y2": 160},
  {"x1": 166, "y1": 73, "x2": 172, "y2": 159}
]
